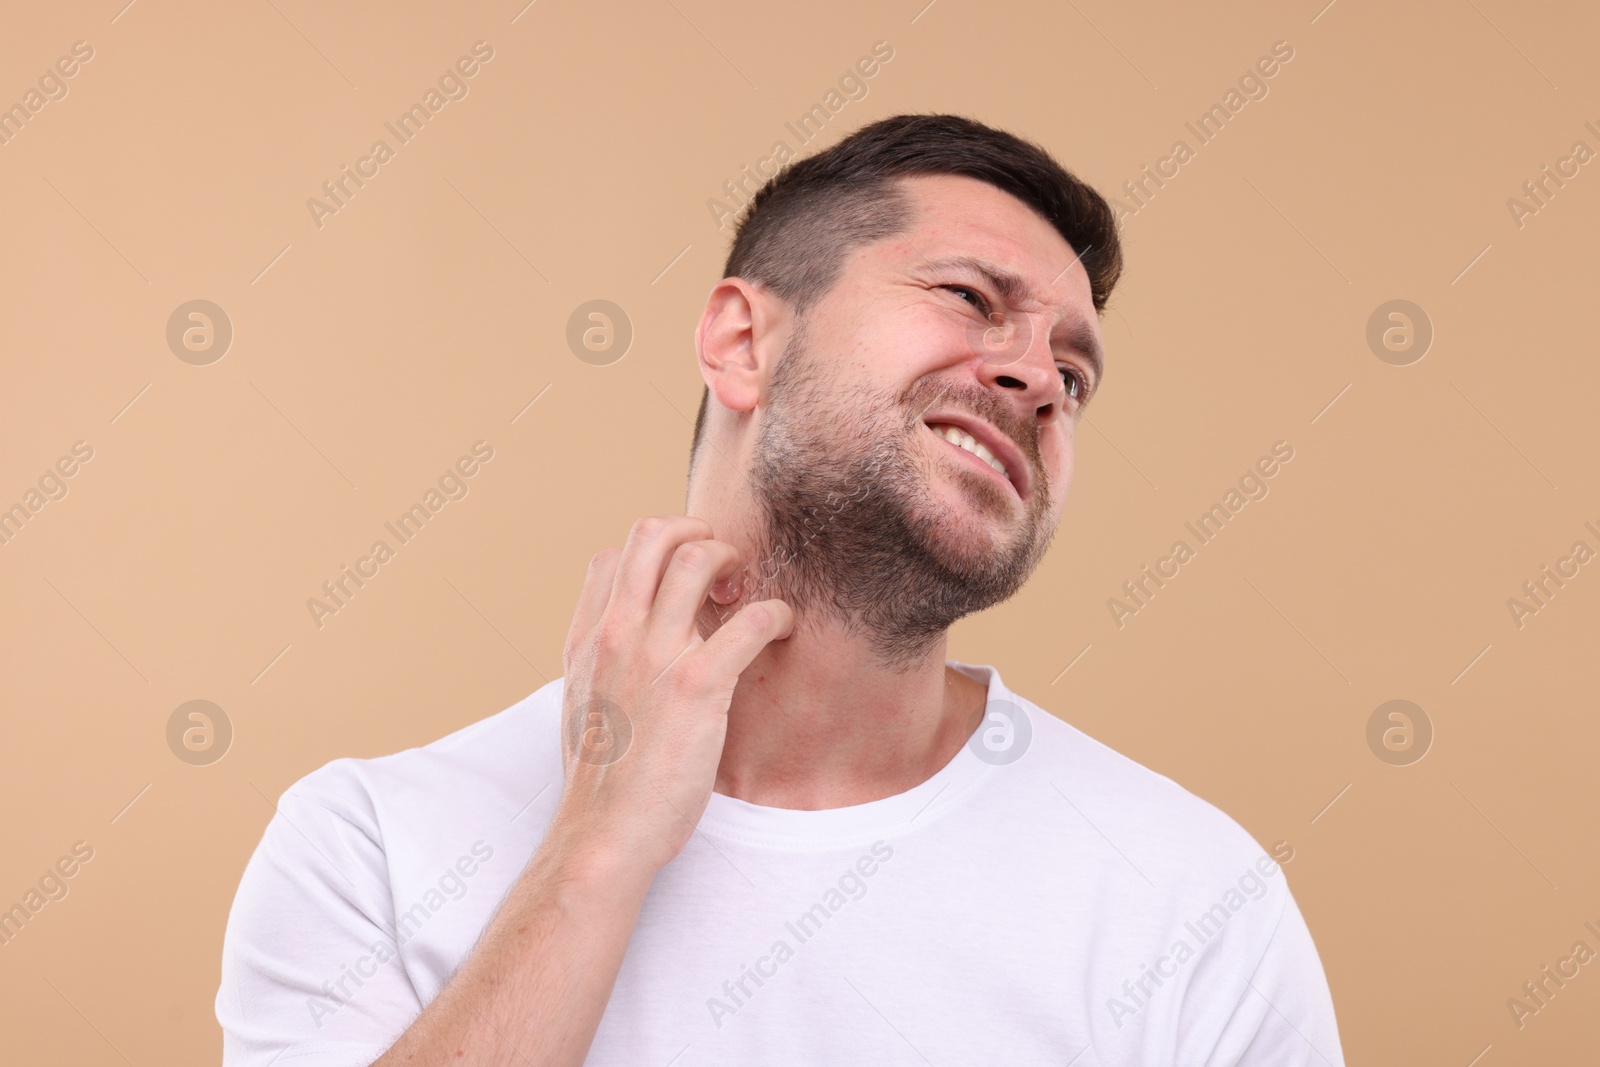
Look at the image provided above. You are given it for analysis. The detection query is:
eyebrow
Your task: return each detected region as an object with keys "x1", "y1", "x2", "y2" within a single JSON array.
[{"x1": 920, "y1": 255, "x2": 1104, "y2": 388}]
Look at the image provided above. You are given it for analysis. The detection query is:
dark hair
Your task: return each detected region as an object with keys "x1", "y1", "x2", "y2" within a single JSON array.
[{"x1": 690, "y1": 112, "x2": 1123, "y2": 471}]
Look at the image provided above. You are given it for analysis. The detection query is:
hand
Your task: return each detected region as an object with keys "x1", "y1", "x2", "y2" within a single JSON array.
[{"x1": 553, "y1": 516, "x2": 793, "y2": 875}]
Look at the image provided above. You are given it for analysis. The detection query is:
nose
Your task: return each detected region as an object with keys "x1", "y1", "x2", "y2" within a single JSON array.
[{"x1": 970, "y1": 311, "x2": 1066, "y2": 423}]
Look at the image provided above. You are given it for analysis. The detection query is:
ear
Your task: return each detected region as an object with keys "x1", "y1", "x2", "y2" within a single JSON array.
[{"x1": 695, "y1": 277, "x2": 789, "y2": 416}]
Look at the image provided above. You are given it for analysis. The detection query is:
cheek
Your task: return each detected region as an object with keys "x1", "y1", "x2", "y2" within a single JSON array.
[
  {"x1": 874, "y1": 306, "x2": 972, "y2": 374},
  {"x1": 1045, "y1": 428, "x2": 1075, "y2": 498}
]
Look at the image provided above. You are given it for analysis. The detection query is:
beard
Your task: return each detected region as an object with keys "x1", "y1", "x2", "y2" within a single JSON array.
[{"x1": 723, "y1": 316, "x2": 1058, "y2": 671}]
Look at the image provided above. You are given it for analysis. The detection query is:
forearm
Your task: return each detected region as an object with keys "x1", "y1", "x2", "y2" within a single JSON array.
[
  {"x1": 371, "y1": 820, "x2": 655, "y2": 1067},
  {"x1": 373, "y1": 521, "x2": 789, "y2": 1064}
]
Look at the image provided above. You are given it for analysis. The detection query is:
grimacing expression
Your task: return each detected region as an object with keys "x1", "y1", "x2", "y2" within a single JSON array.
[{"x1": 728, "y1": 175, "x2": 1104, "y2": 666}]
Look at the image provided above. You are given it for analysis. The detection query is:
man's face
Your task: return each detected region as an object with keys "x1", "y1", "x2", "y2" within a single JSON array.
[{"x1": 731, "y1": 173, "x2": 1104, "y2": 664}]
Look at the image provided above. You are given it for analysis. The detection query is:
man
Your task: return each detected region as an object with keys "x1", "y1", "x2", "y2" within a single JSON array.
[{"x1": 217, "y1": 113, "x2": 1344, "y2": 1066}]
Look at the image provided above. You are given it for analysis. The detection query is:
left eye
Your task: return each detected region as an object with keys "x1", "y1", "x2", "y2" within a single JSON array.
[{"x1": 1059, "y1": 365, "x2": 1089, "y2": 401}]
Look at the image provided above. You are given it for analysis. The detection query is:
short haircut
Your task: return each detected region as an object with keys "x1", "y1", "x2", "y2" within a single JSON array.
[{"x1": 690, "y1": 112, "x2": 1123, "y2": 472}]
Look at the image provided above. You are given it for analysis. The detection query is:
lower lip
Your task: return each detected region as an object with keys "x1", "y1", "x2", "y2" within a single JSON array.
[{"x1": 925, "y1": 424, "x2": 1020, "y2": 499}]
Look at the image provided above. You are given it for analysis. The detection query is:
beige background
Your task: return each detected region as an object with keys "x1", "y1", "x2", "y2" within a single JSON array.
[{"x1": 1, "y1": 0, "x2": 1596, "y2": 1062}]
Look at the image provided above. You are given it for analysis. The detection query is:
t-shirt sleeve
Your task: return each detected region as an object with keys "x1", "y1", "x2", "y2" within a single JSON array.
[
  {"x1": 1200, "y1": 886, "x2": 1345, "y2": 1067},
  {"x1": 216, "y1": 767, "x2": 422, "y2": 1067}
]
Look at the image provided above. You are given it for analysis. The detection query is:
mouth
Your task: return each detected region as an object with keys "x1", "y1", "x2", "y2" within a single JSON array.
[{"x1": 921, "y1": 416, "x2": 1029, "y2": 502}]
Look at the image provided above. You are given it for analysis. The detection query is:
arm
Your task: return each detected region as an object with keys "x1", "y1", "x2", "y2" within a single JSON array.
[
  {"x1": 368, "y1": 516, "x2": 790, "y2": 1066},
  {"x1": 368, "y1": 813, "x2": 652, "y2": 1066},
  {"x1": 1202, "y1": 888, "x2": 1345, "y2": 1067}
]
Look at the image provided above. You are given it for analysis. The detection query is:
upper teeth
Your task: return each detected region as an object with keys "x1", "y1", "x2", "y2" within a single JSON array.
[{"x1": 930, "y1": 424, "x2": 1008, "y2": 479}]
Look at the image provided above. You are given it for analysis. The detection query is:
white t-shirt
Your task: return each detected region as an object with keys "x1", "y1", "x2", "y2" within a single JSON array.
[{"x1": 216, "y1": 660, "x2": 1344, "y2": 1066}]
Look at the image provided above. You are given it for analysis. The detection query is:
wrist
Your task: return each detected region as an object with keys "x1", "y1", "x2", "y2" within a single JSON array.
[{"x1": 543, "y1": 806, "x2": 664, "y2": 897}]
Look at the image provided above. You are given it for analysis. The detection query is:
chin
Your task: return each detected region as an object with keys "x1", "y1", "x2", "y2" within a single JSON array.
[
  {"x1": 935, "y1": 471, "x2": 1020, "y2": 525},
  {"x1": 922, "y1": 491, "x2": 1022, "y2": 558}
]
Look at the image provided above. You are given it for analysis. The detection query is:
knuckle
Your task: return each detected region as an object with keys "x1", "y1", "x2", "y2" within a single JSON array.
[
  {"x1": 672, "y1": 658, "x2": 713, "y2": 694},
  {"x1": 632, "y1": 515, "x2": 670, "y2": 540},
  {"x1": 672, "y1": 541, "x2": 712, "y2": 570},
  {"x1": 589, "y1": 619, "x2": 626, "y2": 652}
]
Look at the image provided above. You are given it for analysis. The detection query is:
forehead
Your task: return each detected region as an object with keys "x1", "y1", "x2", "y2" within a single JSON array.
[{"x1": 861, "y1": 173, "x2": 1097, "y2": 313}]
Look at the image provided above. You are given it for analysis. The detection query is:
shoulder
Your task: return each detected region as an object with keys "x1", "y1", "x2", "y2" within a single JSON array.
[
  {"x1": 217, "y1": 686, "x2": 566, "y2": 1061},
  {"x1": 270, "y1": 677, "x2": 566, "y2": 841},
  {"x1": 998, "y1": 679, "x2": 1289, "y2": 891},
  {"x1": 990, "y1": 680, "x2": 1335, "y2": 1055}
]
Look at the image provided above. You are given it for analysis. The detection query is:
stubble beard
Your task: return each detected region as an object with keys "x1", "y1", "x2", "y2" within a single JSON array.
[{"x1": 733, "y1": 321, "x2": 1057, "y2": 671}]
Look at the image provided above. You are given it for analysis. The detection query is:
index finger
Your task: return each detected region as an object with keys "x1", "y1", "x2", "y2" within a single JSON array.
[
  {"x1": 610, "y1": 515, "x2": 715, "y2": 612},
  {"x1": 563, "y1": 547, "x2": 621, "y2": 667}
]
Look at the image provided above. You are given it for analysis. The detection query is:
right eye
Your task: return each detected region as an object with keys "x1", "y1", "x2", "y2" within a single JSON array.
[{"x1": 940, "y1": 284, "x2": 991, "y2": 317}]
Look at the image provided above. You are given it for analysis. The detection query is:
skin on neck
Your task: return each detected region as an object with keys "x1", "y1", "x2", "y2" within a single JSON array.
[{"x1": 684, "y1": 173, "x2": 1103, "y2": 810}]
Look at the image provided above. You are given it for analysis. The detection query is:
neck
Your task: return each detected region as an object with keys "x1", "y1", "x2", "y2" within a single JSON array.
[
  {"x1": 711, "y1": 621, "x2": 988, "y2": 809},
  {"x1": 690, "y1": 497, "x2": 989, "y2": 810}
]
